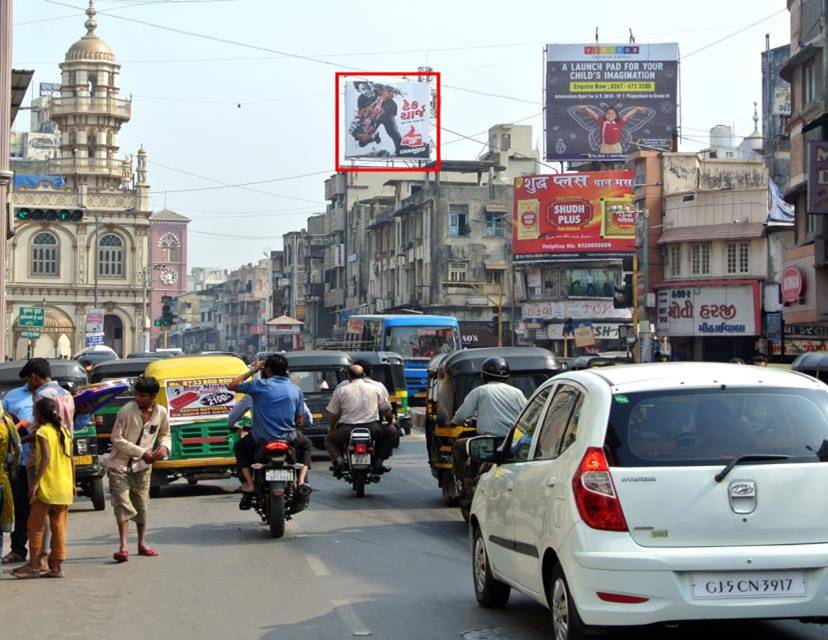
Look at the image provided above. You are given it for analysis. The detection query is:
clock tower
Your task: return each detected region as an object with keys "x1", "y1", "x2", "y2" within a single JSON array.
[{"x1": 148, "y1": 208, "x2": 189, "y2": 346}]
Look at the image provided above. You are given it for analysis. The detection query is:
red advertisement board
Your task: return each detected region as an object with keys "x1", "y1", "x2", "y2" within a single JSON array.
[{"x1": 513, "y1": 171, "x2": 635, "y2": 263}]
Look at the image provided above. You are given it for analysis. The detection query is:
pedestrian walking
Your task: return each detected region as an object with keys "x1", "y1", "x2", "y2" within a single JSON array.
[
  {"x1": 0, "y1": 412, "x2": 21, "y2": 576},
  {"x1": 12, "y1": 397, "x2": 74, "y2": 579},
  {"x1": 2, "y1": 383, "x2": 34, "y2": 566},
  {"x1": 105, "y1": 376, "x2": 170, "y2": 563}
]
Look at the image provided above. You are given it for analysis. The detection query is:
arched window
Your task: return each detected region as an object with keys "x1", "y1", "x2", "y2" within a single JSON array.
[
  {"x1": 159, "y1": 233, "x2": 180, "y2": 263},
  {"x1": 98, "y1": 233, "x2": 124, "y2": 277},
  {"x1": 31, "y1": 232, "x2": 59, "y2": 276}
]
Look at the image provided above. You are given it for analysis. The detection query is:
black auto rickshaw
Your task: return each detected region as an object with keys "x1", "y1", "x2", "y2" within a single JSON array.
[
  {"x1": 282, "y1": 351, "x2": 352, "y2": 450},
  {"x1": 791, "y1": 352, "x2": 828, "y2": 381},
  {"x1": 347, "y1": 351, "x2": 412, "y2": 435},
  {"x1": 0, "y1": 359, "x2": 106, "y2": 510},
  {"x1": 424, "y1": 347, "x2": 563, "y2": 516},
  {"x1": 88, "y1": 358, "x2": 158, "y2": 455},
  {"x1": 568, "y1": 355, "x2": 630, "y2": 370}
]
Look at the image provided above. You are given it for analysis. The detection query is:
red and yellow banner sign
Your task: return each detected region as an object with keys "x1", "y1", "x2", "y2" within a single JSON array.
[{"x1": 513, "y1": 171, "x2": 635, "y2": 263}]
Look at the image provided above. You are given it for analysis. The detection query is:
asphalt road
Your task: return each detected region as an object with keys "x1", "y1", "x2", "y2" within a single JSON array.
[{"x1": 2, "y1": 433, "x2": 827, "y2": 640}]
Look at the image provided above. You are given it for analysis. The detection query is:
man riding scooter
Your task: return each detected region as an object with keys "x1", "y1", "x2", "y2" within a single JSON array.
[{"x1": 450, "y1": 356, "x2": 527, "y2": 487}]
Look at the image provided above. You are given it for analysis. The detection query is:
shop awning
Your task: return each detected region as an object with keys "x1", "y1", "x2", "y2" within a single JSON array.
[
  {"x1": 657, "y1": 222, "x2": 765, "y2": 245},
  {"x1": 11, "y1": 69, "x2": 34, "y2": 127}
]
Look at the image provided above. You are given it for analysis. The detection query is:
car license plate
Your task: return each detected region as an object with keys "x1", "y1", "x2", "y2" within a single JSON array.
[
  {"x1": 351, "y1": 454, "x2": 371, "y2": 466},
  {"x1": 265, "y1": 468, "x2": 293, "y2": 482},
  {"x1": 691, "y1": 571, "x2": 806, "y2": 599},
  {"x1": 73, "y1": 455, "x2": 93, "y2": 466}
]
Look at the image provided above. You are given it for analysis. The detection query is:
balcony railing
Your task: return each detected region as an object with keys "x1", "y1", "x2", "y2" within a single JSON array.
[
  {"x1": 47, "y1": 157, "x2": 124, "y2": 178},
  {"x1": 48, "y1": 96, "x2": 132, "y2": 120}
]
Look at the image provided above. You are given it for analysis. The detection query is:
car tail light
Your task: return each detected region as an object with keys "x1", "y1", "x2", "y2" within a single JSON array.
[
  {"x1": 572, "y1": 447, "x2": 627, "y2": 531},
  {"x1": 354, "y1": 443, "x2": 368, "y2": 455},
  {"x1": 265, "y1": 441, "x2": 289, "y2": 451},
  {"x1": 596, "y1": 592, "x2": 648, "y2": 604}
]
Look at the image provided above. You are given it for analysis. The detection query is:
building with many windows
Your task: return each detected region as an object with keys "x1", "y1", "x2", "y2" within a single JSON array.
[{"x1": 6, "y1": 3, "x2": 151, "y2": 357}]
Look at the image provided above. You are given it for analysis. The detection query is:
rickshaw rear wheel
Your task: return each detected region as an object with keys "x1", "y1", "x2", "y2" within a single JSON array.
[
  {"x1": 440, "y1": 471, "x2": 457, "y2": 506},
  {"x1": 91, "y1": 477, "x2": 106, "y2": 511}
]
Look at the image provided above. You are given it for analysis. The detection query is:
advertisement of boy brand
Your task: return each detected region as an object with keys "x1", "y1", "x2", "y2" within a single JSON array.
[
  {"x1": 656, "y1": 284, "x2": 761, "y2": 337},
  {"x1": 513, "y1": 171, "x2": 635, "y2": 263},
  {"x1": 165, "y1": 377, "x2": 238, "y2": 419},
  {"x1": 545, "y1": 43, "x2": 679, "y2": 161}
]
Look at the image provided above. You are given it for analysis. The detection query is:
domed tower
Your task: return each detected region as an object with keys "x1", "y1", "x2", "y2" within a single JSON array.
[{"x1": 47, "y1": 0, "x2": 132, "y2": 190}]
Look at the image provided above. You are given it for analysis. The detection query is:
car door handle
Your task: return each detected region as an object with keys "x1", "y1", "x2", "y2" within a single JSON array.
[
  {"x1": 506, "y1": 481, "x2": 514, "y2": 491},
  {"x1": 546, "y1": 477, "x2": 558, "y2": 487}
]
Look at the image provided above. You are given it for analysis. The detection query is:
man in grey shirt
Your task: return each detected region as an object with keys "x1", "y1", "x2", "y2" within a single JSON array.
[{"x1": 451, "y1": 357, "x2": 527, "y2": 438}]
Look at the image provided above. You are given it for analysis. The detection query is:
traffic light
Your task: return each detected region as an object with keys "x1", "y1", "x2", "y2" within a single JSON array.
[
  {"x1": 15, "y1": 208, "x2": 84, "y2": 222},
  {"x1": 562, "y1": 317, "x2": 574, "y2": 337},
  {"x1": 613, "y1": 273, "x2": 634, "y2": 309},
  {"x1": 490, "y1": 313, "x2": 500, "y2": 336},
  {"x1": 161, "y1": 296, "x2": 176, "y2": 327}
]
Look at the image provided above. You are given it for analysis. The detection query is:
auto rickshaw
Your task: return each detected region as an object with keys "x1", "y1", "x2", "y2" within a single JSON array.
[
  {"x1": 282, "y1": 351, "x2": 352, "y2": 450},
  {"x1": 424, "y1": 347, "x2": 563, "y2": 517},
  {"x1": 0, "y1": 359, "x2": 106, "y2": 510},
  {"x1": 348, "y1": 351, "x2": 412, "y2": 435},
  {"x1": 144, "y1": 354, "x2": 248, "y2": 497},
  {"x1": 568, "y1": 354, "x2": 630, "y2": 370},
  {"x1": 791, "y1": 352, "x2": 828, "y2": 381},
  {"x1": 88, "y1": 358, "x2": 158, "y2": 455}
]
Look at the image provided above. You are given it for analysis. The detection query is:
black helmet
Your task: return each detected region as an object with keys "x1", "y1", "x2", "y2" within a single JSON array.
[{"x1": 481, "y1": 356, "x2": 510, "y2": 382}]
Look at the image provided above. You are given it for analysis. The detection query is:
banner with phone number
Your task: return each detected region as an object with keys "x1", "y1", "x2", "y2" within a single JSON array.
[{"x1": 165, "y1": 378, "x2": 237, "y2": 419}]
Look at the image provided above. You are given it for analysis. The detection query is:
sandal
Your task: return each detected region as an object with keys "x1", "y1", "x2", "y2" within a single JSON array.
[
  {"x1": 138, "y1": 546, "x2": 160, "y2": 557},
  {"x1": 11, "y1": 566, "x2": 41, "y2": 579},
  {"x1": 42, "y1": 570, "x2": 64, "y2": 578},
  {"x1": 2, "y1": 552, "x2": 25, "y2": 565},
  {"x1": 113, "y1": 550, "x2": 129, "y2": 563}
]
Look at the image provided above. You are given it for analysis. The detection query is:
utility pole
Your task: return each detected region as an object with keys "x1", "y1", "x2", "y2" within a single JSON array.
[
  {"x1": 140, "y1": 267, "x2": 149, "y2": 352},
  {"x1": 632, "y1": 254, "x2": 640, "y2": 363},
  {"x1": 93, "y1": 210, "x2": 100, "y2": 309},
  {"x1": 0, "y1": 0, "x2": 13, "y2": 361}
]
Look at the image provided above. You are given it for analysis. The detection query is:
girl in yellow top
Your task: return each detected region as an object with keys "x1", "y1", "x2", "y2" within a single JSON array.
[{"x1": 13, "y1": 397, "x2": 74, "y2": 579}]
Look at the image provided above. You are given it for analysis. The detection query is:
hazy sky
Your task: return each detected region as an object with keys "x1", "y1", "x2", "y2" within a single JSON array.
[{"x1": 12, "y1": 0, "x2": 790, "y2": 270}]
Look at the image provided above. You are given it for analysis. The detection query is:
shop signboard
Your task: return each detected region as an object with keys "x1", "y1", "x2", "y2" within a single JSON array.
[
  {"x1": 522, "y1": 299, "x2": 632, "y2": 321},
  {"x1": 656, "y1": 284, "x2": 760, "y2": 337},
  {"x1": 547, "y1": 322, "x2": 622, "y2": 340},
  {"x1": 808, "y1": 141, "x2": 828, "y2": 214},
  {"x1": 18, "y1": 306, "x2": 45, "y2": 327},
  {"x1": 573, "y1": 322, "x2": 597, "y2": 347}
]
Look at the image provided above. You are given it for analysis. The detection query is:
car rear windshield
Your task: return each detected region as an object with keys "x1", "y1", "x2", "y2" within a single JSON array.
[{"x1": 605, "y1": 386, "x2": 828, "y2": 467}]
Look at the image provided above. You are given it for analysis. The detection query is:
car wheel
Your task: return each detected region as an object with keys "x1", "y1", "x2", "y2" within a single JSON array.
[
  {"x1": 472, "y1": 526, "x2": 510, "y2": 608},
  {"x1": 548, "y1": 565, "x2": 597, "y2": 640}
]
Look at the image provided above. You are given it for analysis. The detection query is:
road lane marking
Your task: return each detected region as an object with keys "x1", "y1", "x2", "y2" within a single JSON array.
[
  {"x1": 333, "y1": 599, "x2": 371, "y2": 637},
  {"x1": 304, "y1": 554, "x2": 330, "y2": 576}
]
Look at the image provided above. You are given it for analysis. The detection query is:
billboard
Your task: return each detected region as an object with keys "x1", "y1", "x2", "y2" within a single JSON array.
[
  {"x1": 545, "y1": 43, "x2": 679, "y2": 161},
  {"x1": 513, "y1": 171, "x2": 635, "y2": 263},
  {"x1": 344, "y1": 79, "x2": 431, "y2": 160},
  {"x1": 808, "y1": 141, "x2": 828, "y2": 214}
]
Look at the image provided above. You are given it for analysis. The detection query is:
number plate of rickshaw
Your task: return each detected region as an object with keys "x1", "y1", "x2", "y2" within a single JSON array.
[
  {"x1": 350, "y1": 454, "x2": 372, "y2": 467},
  {"x1": 265, "y1": 468, "x2": 294, "y2": 482},
  {"x1": 73, "y1": 455, "x2": 93, "y2": 466}
]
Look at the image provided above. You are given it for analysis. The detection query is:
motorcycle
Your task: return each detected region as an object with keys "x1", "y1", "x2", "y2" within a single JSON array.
[
  {"x1": 250, "y1": 439, "x2": 311, "y2": 538},
  {"x1": 341, "y1": 427, "x2": 380, "y2": 498}
]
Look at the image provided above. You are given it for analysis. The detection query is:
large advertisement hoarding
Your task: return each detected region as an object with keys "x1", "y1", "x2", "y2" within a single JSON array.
[
  {"x1": 513, "y1": 171, "x2": 635, "y2": 263},
  {"x1": 344, "y1": 79, "x2": 431, "y2": 160},
  {"x1": 545, "y1": 43, "x2": 679, "y2": 161}
]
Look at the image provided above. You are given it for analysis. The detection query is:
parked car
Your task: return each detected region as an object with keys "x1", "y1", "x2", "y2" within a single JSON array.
[{"x1": 468, "y1": 362, "x2": 828, "y2": 638}]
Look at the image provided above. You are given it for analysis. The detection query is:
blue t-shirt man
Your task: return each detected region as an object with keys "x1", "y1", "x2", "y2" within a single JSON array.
[
  {"x1": 236, "y1": 376, "x2": 304, "y2": 442},
  {"x1": 3, "y1": 384, "x2": 34, "y2": 465}
]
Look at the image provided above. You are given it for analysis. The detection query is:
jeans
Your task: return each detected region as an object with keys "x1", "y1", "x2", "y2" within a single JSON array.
[
  {"x1": 10, "y1": 465, "x2": 30, "y2": 559},
  {"x1": 234, "y1": 431, "x2": 313, "y2": 472},
  {"x1": 325, "y1": 422, "x2": 398, "y2": 462}
]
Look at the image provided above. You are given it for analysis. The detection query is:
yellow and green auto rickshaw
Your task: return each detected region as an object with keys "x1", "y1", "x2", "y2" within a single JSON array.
[
  {"x1": 424, "y1": 347, "x2": 563, "y2": 517},
  {"x1": 144, "y1": 354, "x2": 248, "y2": 497}
]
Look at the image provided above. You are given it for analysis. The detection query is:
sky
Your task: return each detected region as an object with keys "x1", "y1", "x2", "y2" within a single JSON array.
[{"x1": 11, "y1": 0, "x2": 791, "y2": 270}]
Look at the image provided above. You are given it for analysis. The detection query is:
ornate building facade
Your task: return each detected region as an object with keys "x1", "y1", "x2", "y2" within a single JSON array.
[
  {"x1": 7, "y1": 2, "x2": 151, "y2": 357},
  {"x1": 148, "y1": 209, "x2": 189, "y2": 347}
]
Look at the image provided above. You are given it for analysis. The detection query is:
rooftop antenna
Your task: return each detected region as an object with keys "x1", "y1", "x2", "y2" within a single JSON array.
[{"x1": 629, "y1": 28, "x2": 635, "y2": 44}]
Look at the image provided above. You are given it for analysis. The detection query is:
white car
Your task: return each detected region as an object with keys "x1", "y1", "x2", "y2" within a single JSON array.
[{"x1": 468, "y1": 362, "x2": 828, "y2": 638}]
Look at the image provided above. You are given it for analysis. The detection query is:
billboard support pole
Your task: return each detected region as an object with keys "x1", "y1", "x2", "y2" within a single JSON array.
[{"x1": 632, "y1": 254, "x2": 639, "y2": 364}]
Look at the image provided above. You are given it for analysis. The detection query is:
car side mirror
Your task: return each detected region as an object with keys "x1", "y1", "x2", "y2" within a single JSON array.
[{"x1": 468, "y1": 435, "x2": 500, "y2": 464}]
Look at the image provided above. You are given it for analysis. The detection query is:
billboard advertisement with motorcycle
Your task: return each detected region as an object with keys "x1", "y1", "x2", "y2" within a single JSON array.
[
  {"x1": 513, "y1": 171, "x2": 636, "y2": 263},
  {"x1": 343, "y1": 79, "x2": 432, "y2": 160}
]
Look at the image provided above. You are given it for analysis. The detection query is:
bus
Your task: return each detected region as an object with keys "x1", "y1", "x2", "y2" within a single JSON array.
[{"x1": 344, "y1": 314, "x2": 461, "y2": 403}]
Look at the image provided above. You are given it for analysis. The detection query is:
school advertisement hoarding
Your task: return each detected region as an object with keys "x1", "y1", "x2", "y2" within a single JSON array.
[
  {"x1": 545, "y1": 43, "x2": 679, "y2": 161},
  {"x1": 513, "y1": 171, "x2": 635, "y2": 263}
]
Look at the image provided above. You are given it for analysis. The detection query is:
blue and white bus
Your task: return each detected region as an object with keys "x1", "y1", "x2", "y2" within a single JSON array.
[{"x1": 344, "y1": 314, "x2": 461, "y2": 402}]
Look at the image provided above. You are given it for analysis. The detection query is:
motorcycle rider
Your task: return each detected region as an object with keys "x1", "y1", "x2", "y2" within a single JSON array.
[
  {"x1": 450, "y1": 356, "x2": 527, "y2": 479},
  {"x1": 228, "y1": 354, "x2": 313, "y2": 510},
  {"x1": 326, "y1": 364, "x2": 395, "y2": 477}
]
